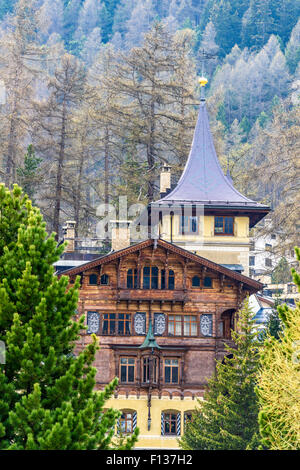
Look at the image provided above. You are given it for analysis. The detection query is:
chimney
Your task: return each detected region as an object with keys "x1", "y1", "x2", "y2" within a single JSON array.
[
  {"x1": 63, "y1": 221, "x2": 76, "y2": 252},
  {"x1": 111, "y1": 220, "x2": 131, "y2": 252},
  {"x1": 160, "y1": 163, "x2": 171, "y2": 196}
]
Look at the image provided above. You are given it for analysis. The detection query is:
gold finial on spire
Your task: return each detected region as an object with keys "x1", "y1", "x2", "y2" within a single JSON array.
[{"x1": 198, "y1": 76, "x2": 208, "y2": 87}]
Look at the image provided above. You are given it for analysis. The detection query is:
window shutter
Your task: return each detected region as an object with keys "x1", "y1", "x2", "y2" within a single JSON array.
[
  {"x1": 177, "y1": 412, "x2": 181, "y2": 436},
  {"x1": 117, "y1": 417, "x2": 120, "y2": 435},
  {"x1": 200, "y1": 314, "x2": 213, "y2": 336},
  {"x1": 161, "y1": 412, "x2": 165, "y2": 436},
  {"x1": 132, "y1": 411, "x2": 137, "y2": 431}
]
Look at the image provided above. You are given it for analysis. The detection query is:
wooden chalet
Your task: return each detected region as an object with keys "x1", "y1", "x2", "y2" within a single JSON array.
[{"x1": 60, "y1": 79, "x2": 269, "y2": 449}]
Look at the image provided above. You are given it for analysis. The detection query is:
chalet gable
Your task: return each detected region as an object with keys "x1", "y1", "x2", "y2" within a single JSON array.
[{"x1": 59, "y1": 238, "x2": 263, "y2": 293}]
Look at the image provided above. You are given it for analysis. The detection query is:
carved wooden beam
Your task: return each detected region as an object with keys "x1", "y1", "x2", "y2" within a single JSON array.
[
  {"x1": 220, "y1": 274, "x2": 225, "y2": 292},
  {"x1": 117, "y1": 258, "x2": 123, "y2": 290},
  {"x1": 183, "y1": 258, "x2": 188, "y2": 291},
  {"x1": 137, "y1": 250, "x2": 142, "y2": 289},
  {"x1": 97, "y1": 265, "x2": 103, "y2": 285},
  {"x1": 165, "y1": 249, "x2": 169, "y2": 268}
]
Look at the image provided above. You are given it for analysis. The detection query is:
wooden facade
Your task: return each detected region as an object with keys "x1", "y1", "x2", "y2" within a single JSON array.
[{"x1": 62, "y1": 238, "x2": 262, "y2": 447}]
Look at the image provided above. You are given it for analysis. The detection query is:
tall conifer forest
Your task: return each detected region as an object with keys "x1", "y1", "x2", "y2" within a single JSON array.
[{"x1": 0, "y1": 0, "x2": 298, "y2": 245}]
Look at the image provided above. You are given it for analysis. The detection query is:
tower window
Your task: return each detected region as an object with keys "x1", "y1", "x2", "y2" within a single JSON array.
[
  {"x1": 214, "y1": 216, "x2": 234, "y2": 235},
  {"x1": 249, "y1": 256, "x2": 255, "y2": 266},
  {"x1": 180, "y1": 216, "x2": 199, "y2": 235}
]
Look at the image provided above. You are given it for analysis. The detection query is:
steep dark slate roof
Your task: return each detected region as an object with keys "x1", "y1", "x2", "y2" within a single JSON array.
[{"x1": 154, "y1": 101, "x2": 268, "y2": 210}]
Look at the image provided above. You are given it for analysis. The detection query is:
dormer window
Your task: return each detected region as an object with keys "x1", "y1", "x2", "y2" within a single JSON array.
[
  {"x1": 214, "y1": 216, "x2": 234, "y2": 235},
  {"x1": 192, "y1": 276, "x2": 200, "y2": 287},
  {"x1": 100, "y1": 274, "x2": 109, "y2": 285},
  {"x1": 127, "y1": 269, "x2": 138, "y2": 289},
  {"x1": 143, "y1": 266, "x2": 159, "y2": 289},
  {"x1": 89, "y1": 274, "x2": 98, "y2": 285},
  {"x1": 203, "y1": 276, "x2": 212, "y2": 288}
]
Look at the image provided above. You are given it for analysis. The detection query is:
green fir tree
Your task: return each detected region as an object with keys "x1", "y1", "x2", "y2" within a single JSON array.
[
  {"x1": 266, "y1": 297, "x2": 283, "y2": 340},
  {"x1": 16, "y1": 145, "x2": 41, "y2": 202},
  {"x1": 0, "y1": 184, "x2": 139, "y2": 450},
  {"x1": 179, "y1": 298, "x2": 260, "y2": 450}
]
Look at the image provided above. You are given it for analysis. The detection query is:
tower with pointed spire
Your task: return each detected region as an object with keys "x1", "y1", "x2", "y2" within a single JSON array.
[{"x1": 152, "y1": 78, "x2": 270, "y2": 275}]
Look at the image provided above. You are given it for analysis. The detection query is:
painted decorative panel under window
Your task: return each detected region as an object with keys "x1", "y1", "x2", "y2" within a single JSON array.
[
  {"x1": 200, "y1": 314, "x2": 213, "y2": 337},
  {"x1": 154, "y1": 313, "x2": 166, "y2": 336},
  {"x1": 87, "y1": 311, "x2": 100, "y2": 334},
  {"x1": 134, "y1": 312, "x2": 146, "y2": 335}
]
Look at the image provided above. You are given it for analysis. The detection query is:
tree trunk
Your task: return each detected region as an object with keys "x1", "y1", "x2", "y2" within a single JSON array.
[{"x1": 53, "y1": 97, "x2": 67, "y2": 240}]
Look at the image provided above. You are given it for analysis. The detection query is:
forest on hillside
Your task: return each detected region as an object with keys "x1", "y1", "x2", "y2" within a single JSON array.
[{"x1": 0, "y1": 0, "x2": 299, "y2": 248}]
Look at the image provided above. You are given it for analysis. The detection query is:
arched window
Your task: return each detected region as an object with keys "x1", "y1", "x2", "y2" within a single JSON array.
[
  {"x1": 143, "y1": 266, "x2": 159, "y2": 289},
  {"x1": 192, "y1": 275, "x2": 200, "y2": 287},
  {"x1": 161, "y1": 411, "x2": 181, "y2": 436},
  {"x1": 127, "y1": 269, "x2": 137, "y2": 289},
  {"x1": 118, "y1": 410, "x2": 137, "y2": 434},
  {"x1": 184, "y1": 411, "x2": 194, "y2": 430},
  {"x1": 89, "y1": 274, "x2": 98, "y2": 285},
  {"x1": 100, "y1": 274, "x2": 109, "y2": 285},
  {"x1": 203, "y1": 276, "x2": 212, "y2": 288},
  {"x1": 168, "y1": 270, "x2": 175, "y2": 290}
]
